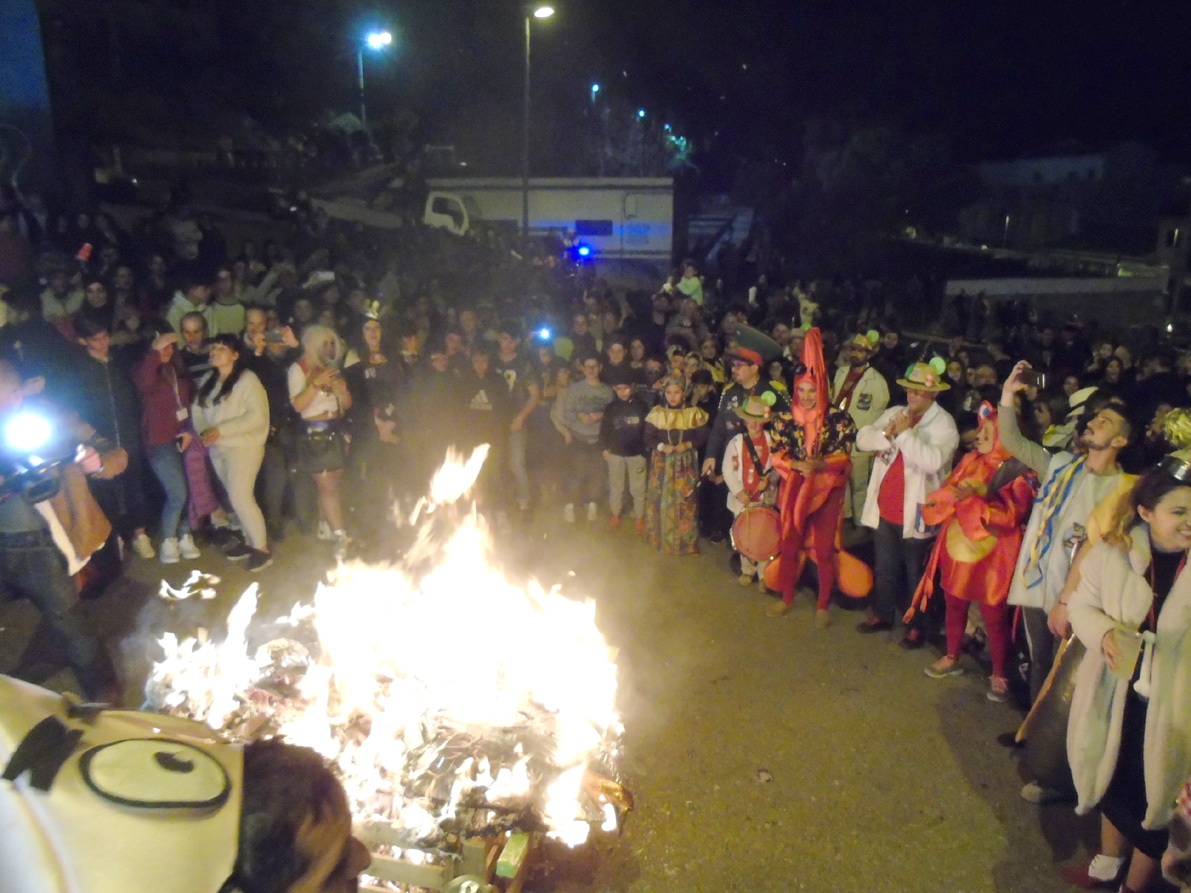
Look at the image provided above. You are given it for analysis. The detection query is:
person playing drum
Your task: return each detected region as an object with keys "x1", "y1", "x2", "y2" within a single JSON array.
[
  {"x1": 769, "y1": 328, "x2": 858, "y2": 627},
  {"x1": 723, "y1": 393, "x2": 780, "y2": 589}
]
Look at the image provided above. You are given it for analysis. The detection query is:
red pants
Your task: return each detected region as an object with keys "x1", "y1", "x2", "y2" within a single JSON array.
[
  {"x1": 778, "y1": 487, "x2": 845, "y2": 609},
  {"x1": 944, "y1": 592, "x2": 1010, "y2": 679}
]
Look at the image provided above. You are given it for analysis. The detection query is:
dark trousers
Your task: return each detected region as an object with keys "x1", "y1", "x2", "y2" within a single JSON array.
[
  {"x1": 870, "y1": 518, "x2": 932, "y2": 625},
  {"x1": 1022, "y1": 605, "x2": 1060, "y2": 705},
  {"x1": 0, "y1": 529, "x2": 119, "y2": 700},
  {"x1": 256, "y1": 439, "x2": 288, "y2": 531}
]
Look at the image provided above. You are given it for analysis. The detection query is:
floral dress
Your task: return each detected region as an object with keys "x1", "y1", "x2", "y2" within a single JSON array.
[{"x1": 643, "y1": 404, "x2": 709, "y2": 555}]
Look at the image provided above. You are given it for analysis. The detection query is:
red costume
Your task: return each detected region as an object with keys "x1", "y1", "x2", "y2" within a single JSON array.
[
  {"x1": 905, "y1": 403, "x2": 1039, "y2": 680},
  {"x1": 767, "y1": 329, "x2": 865, "y2": 609}
]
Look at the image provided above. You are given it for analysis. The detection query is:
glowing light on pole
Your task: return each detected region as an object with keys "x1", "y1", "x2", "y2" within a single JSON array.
[
  {"x1": 523, "y1": 5, "x2": 555, "y2": 258},
  {"x1": 358, "y1": 30, "x2": 393, "y2": 127}
]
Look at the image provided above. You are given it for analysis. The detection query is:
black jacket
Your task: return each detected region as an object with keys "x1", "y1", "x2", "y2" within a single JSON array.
[{"x1": 599, "y1": 395, "x2": 648, "y2": 456}]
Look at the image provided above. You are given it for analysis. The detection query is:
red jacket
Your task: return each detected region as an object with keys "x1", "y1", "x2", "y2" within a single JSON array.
[{"x1": 133, "y1": 350, "x2": 195, "y2": 447}]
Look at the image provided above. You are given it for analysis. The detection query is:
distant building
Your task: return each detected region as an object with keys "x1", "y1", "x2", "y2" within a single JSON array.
[{"x1": 960, "y1": 152, "x2": 1107, "y2": 249}]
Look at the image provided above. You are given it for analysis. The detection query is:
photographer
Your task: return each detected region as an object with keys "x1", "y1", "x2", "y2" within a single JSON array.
[{"x1": 0, "y1": 361, "x2": 122, "y2": 704}]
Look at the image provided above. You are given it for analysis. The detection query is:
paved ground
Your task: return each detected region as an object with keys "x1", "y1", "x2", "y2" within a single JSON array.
[{"x1": 1, "y1": 515, "x2": 1130, "y2": 893}]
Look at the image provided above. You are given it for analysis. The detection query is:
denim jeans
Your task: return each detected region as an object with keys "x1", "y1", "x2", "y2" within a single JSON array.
[
  {"x1": 148, "y1": 442, "x2": 190, "y2": 539},
  {"x1": 508, "y1": 428, "x2": 530, "y2": 508},
  {"x1": 870, "y1": 518, "x2": 932, "y2": 625},
  {"x1": 0, "y1": 529, "x2": 119, "y2": 700}
]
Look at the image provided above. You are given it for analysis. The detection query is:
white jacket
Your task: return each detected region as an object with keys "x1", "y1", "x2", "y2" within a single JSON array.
[
  {"x1": 831, "y1": 364, "x2": 890, "y2": 431},
  {"x1": 191, "y1": 369, "x2": 269, "y2": 449},
  {"x1": 1067, "y1": 532, "x2": 1191, "y2": 829},
  {"x1": 856, "y1": 401, "x2": 958, "y2": 538},
  {"x1": 722, "y1": 431, "x2": 776, "y2": 515}
]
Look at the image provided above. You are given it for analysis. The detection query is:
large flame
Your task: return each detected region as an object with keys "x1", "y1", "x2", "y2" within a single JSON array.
[{"x1": 145, "y1": 447, "x2": 623, "y2": 847}]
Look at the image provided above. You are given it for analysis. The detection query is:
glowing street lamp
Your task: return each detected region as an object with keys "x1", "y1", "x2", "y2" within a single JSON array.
[
  {"x1": 637, "y1": 108, "x2": 646, "y2": 119},
  {"x1": 522, "y1": 4, "x2": 555, "y2": 257},
  {"x1": 590, "y1": 82, "x2": 600, "y2": 102},
  {"x1": 358, "y1": 30, "x2": 393, "y2": 127}
]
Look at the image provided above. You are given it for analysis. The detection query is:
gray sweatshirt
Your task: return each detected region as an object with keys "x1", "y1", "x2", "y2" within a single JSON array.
[{"x1": 563, "y1": 380, "x2": 613, "y2": 444}]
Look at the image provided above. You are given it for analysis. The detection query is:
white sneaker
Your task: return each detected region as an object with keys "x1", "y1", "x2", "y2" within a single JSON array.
[
  {"x1": 317, "y1": 520, "x2": 334, "y2": 541},
  {"x1": 132, "y1": 532, "x2": 156, "y2": 559},
  {"x1": 563, "y1": 504, "x2": 575, "y2": 523},
  {"x1": 333, "y1": 530, "x2": 349, "y2": 558},
  {"x1": 159, "y1": 538, "x2": 180, "y2": 564},
  {"x1": 586, "y1": 502, "x2": 598, "y2": 522},
  {"x1": 178, "y1": 534, "x2": 201, "y2": 560}
]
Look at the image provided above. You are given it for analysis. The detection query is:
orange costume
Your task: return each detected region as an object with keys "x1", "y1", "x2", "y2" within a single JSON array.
[
  {"x1": 766, "y1": 329, "x2": 868, "y2": 611},
  {"x1": 906, "y1": 403, "x2": 1039, "y2": 686}
]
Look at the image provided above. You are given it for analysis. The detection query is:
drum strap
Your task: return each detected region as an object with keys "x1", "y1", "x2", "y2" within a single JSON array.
[{"x1": 741, "y1": 433, "x2": 768, "y2": 500}]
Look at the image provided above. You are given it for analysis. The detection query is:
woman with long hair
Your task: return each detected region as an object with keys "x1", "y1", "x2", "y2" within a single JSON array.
[
  {"x1": 343, "y1": 315, "x2": 405, "y2": 531},
  {"x1": 193, "y1": 334, "x2": 272, "y2": 572},
  {"x1": 289, "y1": 324, "x2": 353, "y2": 555},
  {"x1": 642, "y1": 376, "x2": 708, "y2": 555},
  {"x1": 1063, "y1": 453, "x2": 1191, "y2": 892},
  {"x1": 133, "y1": 327, "x2": 202, "y2": 564}
]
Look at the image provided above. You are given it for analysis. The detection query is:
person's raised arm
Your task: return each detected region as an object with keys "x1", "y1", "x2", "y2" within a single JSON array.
[{"x1": 998, "y1": 360, "x2": 1052, "y2": 477}]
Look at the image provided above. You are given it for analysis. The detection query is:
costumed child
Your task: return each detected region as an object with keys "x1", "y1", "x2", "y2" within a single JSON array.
[
  {"x1": 768, "y1": 327, "x2": 859, "y2": 627},
  {"x1": 905, "y1": 401, "x2": 1039, "y2": 701},
  {"x1": 723, "y1": 392, "x2": 779, "y2": 589}
]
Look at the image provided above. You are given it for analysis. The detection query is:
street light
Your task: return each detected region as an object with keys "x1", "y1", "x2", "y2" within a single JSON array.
[
  {"x1": 358, "y1": 30, "x2": 392, "y2": 128},
  {"x1": 522, "y1": 4, "x2": 554, "y2": 258},
  {"x1": 590, "y1": 82, "x2": 600, "y2": 102}
]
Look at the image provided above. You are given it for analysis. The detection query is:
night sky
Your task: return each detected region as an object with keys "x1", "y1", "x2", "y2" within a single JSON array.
[{"x1": 384, "y1": 0, "x2": 1191, "y2": 165}]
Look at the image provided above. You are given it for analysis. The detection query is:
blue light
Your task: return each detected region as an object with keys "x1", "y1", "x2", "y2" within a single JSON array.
[
  {"x1": 664, "y1": 123, "x2": 671, "y2": 131},
  {"x1": 537, "y1": 327, "x2": 552, "y2": 340},
  {"x1": 637, "y1": 109, "x2": 646, "y2": 119},
  {"x1": 5, "y1": 412, "x2": 52, "y2": 453},
  {"x1": 591, "y1": 83, "x2": 600, "y2": 94},
  {"x1": 577, "y1": 245, "x2": 591, "y2": 257}
]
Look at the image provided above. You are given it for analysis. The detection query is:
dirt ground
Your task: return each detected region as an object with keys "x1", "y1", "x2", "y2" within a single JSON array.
[{"x1": 2, "y1": 515, "x2": 1131, "y2": 893}]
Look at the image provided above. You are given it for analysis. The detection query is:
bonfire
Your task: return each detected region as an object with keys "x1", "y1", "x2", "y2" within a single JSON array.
[{"x1": 144, "y1": 447, "x2": 629, "y2": 874}]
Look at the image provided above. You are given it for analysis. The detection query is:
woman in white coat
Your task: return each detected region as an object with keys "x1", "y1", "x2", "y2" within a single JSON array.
[
  {"x1": 193, "y1": 334, "x2": 272, "y2": 572},
  {"x1": 1064, "y1": 459, "x2": 1191, "y2": 893}
]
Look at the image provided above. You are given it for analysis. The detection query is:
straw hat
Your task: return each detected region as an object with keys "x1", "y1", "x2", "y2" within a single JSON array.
[
  {"x1": 736, "y1": 392, "x2": 776, "y2": 422},
  {"x1": 896, "y1": 358, "x2": 950, "y2": 392}
]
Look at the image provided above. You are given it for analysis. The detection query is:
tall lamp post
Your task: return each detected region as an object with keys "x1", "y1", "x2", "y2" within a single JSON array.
[
  {"x1": 358, "y1": 30, "x2": 392, "y2": 128},
  {"x1": 522, "y1": 5, "x2": 554, "y2": 258}
]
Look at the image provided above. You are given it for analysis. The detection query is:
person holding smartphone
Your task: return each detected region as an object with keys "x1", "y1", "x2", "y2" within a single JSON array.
[{"x1": 133, "y1": 327, "x2": 201, "y2": 564}]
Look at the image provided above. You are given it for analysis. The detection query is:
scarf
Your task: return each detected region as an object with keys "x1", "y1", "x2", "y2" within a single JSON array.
[{"x1": 1022, "y1": 454, "x2": 1086, "y2": 587}]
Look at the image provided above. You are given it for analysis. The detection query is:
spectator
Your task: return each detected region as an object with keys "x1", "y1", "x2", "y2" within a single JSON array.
[
  {"x1": 459, "y1": 341, "x2": 513, "y2": 530},
  {"x1": 561, "y1": 355, "x2": 612, "y2": 523},
  {"x1": 40, "y1": 265, "x2": 84, "y2": 331},
  {"x1": 600, "y1": 364, "x2": 649, "y2": 533},
  {"x1": 0, "y1": 361, "x2": 122, "y2": 703},
  {"x1": 833, "y1": 331, "x2": 890, "y2": 524},
  {"x1": 855, "y1": 361, "x2": 959, "y2": 638},
  {"x1": 768, "y1": 329, "x2": 857, "y2": 625},
  {"x1": 289, "y1": 325, "x2": 352, "y2": 556},
  {"x1": 643, "y1": 376, "x2": 709, "y2": 554},
  {"x1": 907, "y1": 402, "x2": 1039, "y2": 700},
  {"x1": 723, "y1": 394, "x2": 778, "y2": 586},
  {"x1": 194, "y1": 334, "x2": 273, "y2": 572},
  {"x1": 999, "y1": 361, "x2": 1136, "y2": 802},
  {"x1": 491, "y1": 320, "x2": 540, "y2": 516},
  {"x1": 167, "y1": 274, "x2": 215, "y2": 337},
  {"x1": 209, "y1": 264, "x2": 247, "y2": 336},
  {"x1": 71, "y1": 316, "x2": 155, "y2": 562},
  {"x1": 1064, "y1": 462, "x2": 1191, "y2": 893},
  {"x1": 133, "y1": 330, "x2": 202, "y2": 564}
]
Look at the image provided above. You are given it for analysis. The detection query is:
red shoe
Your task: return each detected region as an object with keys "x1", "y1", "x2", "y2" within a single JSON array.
[
  {"x1": 634, "y1": 517, "x2": 646, "y2": 535},
  {"x1": 607, "y1": 515, "x2": 621, "y2": 531},
  {"x1": 1059, "y1": 862, "x2": 1124, "y2": 890}
]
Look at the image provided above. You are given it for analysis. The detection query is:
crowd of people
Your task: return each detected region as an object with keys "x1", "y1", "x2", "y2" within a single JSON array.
[{"x1": 5, "y1": 182, "x2": 1191, "y2": 891}]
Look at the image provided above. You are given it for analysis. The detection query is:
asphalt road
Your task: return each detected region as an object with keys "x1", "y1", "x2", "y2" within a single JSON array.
[{"x1": 0, "y1": 517, "x2": 1124, "y2": 893}]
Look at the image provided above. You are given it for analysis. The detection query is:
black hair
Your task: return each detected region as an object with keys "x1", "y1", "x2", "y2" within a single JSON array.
[
  {"x1": 197, "y1": 334, "x2": 247, "y2": 406},
  {"x1": 74, "y1": 315, "x2": 111, "y2": 339},
  {"x1": 223, "y1": 739, "x2": 347, "y2": 893}
]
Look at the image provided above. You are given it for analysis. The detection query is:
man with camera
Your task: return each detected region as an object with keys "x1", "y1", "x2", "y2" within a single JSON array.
[{"x1": 0, "y1": 360, "x2": 122, "y2": 704}]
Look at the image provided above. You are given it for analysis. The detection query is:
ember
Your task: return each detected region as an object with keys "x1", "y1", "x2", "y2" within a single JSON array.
[{"x1": 145, "y1": 447, "x2": 628, "y2": 863}]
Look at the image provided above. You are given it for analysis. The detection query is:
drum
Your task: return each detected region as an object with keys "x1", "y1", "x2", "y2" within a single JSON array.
[{"x1": 731, "y1": 506, "x2": 782, "y2": 562}]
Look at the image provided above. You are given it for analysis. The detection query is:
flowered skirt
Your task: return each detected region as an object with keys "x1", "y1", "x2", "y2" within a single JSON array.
[{"x1": 644, "y1": 450, "x2": 700, "y2": 556}]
